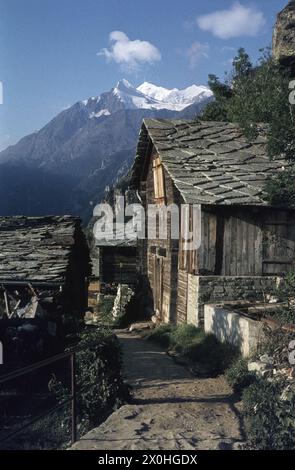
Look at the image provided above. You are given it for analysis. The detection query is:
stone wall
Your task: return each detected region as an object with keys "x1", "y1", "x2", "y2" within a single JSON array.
[
  {"x1": 204, "y1": 304, "x2": 265, "y2": 357},
  {"x1": 91, "y1": 247, "x2": 100, "y2": 278},
  {"x1": 187, "y1": 275, "x2": 281, "y2": 327}
]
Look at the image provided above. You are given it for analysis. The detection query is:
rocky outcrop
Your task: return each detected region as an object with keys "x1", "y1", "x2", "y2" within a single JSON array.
[{"x1": 273, "y1": 1, "x2": 295, "y2": 71}]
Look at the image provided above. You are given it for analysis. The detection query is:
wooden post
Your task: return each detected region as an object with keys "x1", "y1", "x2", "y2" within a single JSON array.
[{"x1": 70, "y1": 353, "x2": 77, "y2": 445}]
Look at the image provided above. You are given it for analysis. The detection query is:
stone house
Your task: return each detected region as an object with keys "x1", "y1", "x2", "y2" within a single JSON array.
[
  {"x1": 93, "y1": 204, "x2": 138, "y2": 286},
  {"x1": 0, "y1": 215, "x2": 91, "y2": 324},
  {"x1": 130, "y1": 119, "x2": 295, "y2": 326},
  {"x1": 0, "y1": 216, "x2": 91, "y2": 365}
]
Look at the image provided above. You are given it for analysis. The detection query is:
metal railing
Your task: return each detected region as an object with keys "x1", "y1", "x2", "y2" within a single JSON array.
[{"x1": 0, "y1": 350, "x2": 78, "y2": 446}]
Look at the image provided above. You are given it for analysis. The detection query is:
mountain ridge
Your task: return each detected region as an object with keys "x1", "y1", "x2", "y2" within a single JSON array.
[{"x1": 0, "y1": 80, "x2": 213, "y2": 219}]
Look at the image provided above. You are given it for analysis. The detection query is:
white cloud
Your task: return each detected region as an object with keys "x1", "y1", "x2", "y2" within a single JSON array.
[
  {"x1": 196, "y1": 2, "x2": 266, "y2": 39},
  {"x1": 98, "y1": 31, "x2": 161, "y2": 71},
  {"x1": 186, "y1": 42, "x2": 210, "y2": 68},
  {"x1": 221, "y1": 46, "x2": 236, "y2": 53}
]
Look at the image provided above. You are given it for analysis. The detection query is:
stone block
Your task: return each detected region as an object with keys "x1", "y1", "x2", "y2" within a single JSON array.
[{"x1": 204, "y1": 304, "x2": 265, "y2": 357}]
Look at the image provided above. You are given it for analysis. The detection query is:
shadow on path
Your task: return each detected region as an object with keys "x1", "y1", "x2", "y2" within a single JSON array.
[{"x1": 71, "y1": 330, "x2": 245, "y2": 450}]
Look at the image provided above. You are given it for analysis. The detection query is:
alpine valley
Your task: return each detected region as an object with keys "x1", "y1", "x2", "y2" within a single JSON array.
[{"x1": 0, "y1": 80, "x2": 212, "y2": 220}]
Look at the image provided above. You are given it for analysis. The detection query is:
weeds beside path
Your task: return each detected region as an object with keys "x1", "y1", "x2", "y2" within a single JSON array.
[{"x1": 71, "y1": 329, "x2": 245, "y2": 450}]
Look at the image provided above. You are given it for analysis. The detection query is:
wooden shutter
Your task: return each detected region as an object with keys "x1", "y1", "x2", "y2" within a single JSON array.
[
  {"x1": 153, "y1": 155, "x2": 165, "y2": 204},
  {"x1": 179, "y1": 229, "x2": 188, "y2": 270},
  {"x1": 188, "y1": 205, "x2": 197, "y2": 274}
]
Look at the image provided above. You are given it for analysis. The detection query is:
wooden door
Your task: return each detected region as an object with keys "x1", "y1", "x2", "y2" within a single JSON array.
[{"x1": 262, "y1": 211, "x2": 295, "y2": 275}]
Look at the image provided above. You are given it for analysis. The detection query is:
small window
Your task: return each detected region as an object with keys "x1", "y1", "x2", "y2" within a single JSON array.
[
  {"x1": 153, "y1": 155, "x2": 165, "y2": 204},
  {"x1": 158, "y1": 247, "x2": 167, "y2": 258}
]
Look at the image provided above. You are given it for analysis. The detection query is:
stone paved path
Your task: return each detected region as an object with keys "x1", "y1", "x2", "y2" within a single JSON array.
[{"x1": 71, "y1": 330, "x2": 244, "y2": 450}]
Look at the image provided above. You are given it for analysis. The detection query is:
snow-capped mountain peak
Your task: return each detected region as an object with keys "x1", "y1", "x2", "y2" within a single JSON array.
[
  {"x1": 109, "y1": 79, "x2": 212, "y2": 112},
  {"x1": 137, "y1": 82, "x2": 213, "y2": 111},
  {"x1": 79, "y1": 79, "x2": 212, "y2": 119},
  {"x1": 137, "y1": 82, "x2": 177, "y2": 102},
  {"x1": 115, "y1": 79, "x2": 134, "y2": 91}
]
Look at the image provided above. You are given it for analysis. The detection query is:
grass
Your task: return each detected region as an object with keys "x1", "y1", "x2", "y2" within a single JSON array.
[
  {"x1": 144, "y1": 324, "x2": 174, "y2": 348},
  {"x1": 145, "y1": 324, "x2": 238, "y2": 377}
]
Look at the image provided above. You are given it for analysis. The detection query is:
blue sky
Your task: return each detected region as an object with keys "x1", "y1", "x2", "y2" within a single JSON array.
[{"x1": 0, "y1": 0, "x2": 288, "y2": 149}]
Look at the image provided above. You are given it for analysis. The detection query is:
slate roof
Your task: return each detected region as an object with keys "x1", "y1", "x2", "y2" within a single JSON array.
[
  {"x1": 0, "y1": 216, "x2": 82, "y2": 284},
  {"x1": 131, "y1": 119, "x2": 290, "y2": 206},
  {"x1": 94, "y1": 217, "x2": 138, "y2": 248}
]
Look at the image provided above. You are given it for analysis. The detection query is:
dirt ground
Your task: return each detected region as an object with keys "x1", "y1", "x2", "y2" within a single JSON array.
[{"x1": 71, "y1": 329, "x2": 245, "y2": 450}]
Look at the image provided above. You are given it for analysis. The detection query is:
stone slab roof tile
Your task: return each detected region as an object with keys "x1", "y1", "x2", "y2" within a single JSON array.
[
  {"x1": 0, "y1": 216, "x2": 81, "y2": 283},
  {"x1": 130, "y1": 119, "x2": 290, "y2": 207}
]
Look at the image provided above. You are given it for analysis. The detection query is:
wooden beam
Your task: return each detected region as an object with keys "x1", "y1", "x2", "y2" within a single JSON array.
[{"x1": 3, "y1": 289, "x2": 11, "y2": 317}]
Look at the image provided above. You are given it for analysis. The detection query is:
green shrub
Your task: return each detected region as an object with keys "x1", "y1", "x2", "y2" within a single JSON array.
[
  {"x1": 3, "y1": 326, "x2": 128, "y2": 450},
  {"x1": 226, "y1": 358, "x2": 257, "y2": 395},
  {"x1": 257, "y1": 326, "x2": 294, "y2": 369},
  {"x1": 262, "y1": 269, "x2": 295, "y2": 326},
  {"x1": 270, "y1": 307, "x2": 295, "y2": 325},
  {"x1": 243, "y1": 379, "x2": 295, "y2": 450},
  {"x1": 144, "y1": 324, "x2": 174, "y2": 348},
  {"x1": 277, "y1": 269, "x2": 295, "y2": 304},
  {"x1": 75, "y1": 327, "x2": 129, "y2": 428}
]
